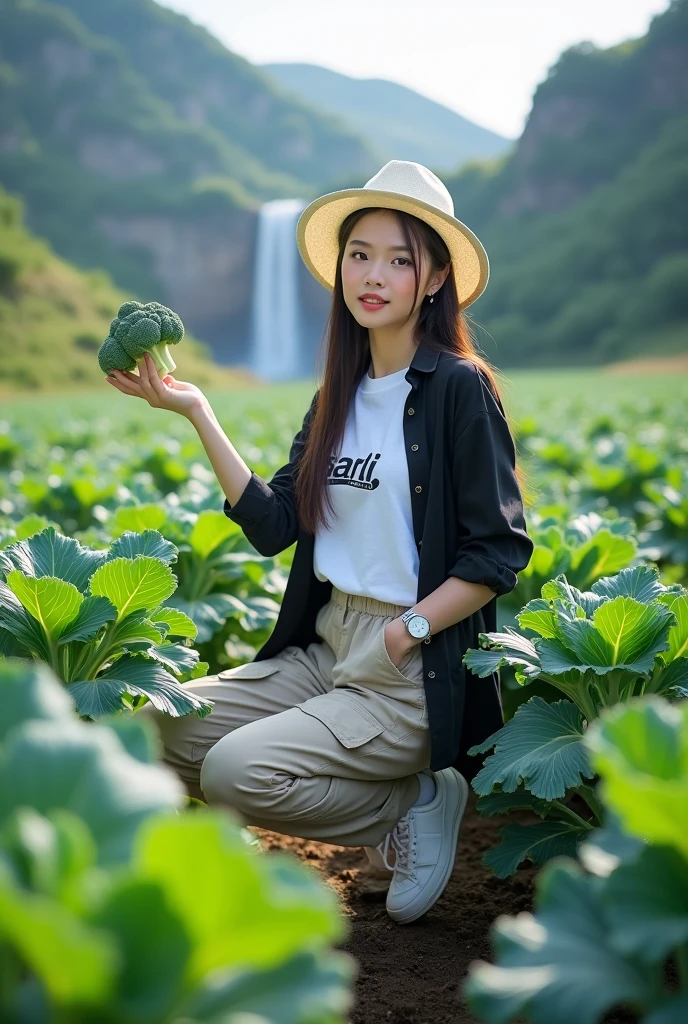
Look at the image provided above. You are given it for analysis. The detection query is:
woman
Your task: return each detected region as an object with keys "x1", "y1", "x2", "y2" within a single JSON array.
[{"x1": 106, "y1": 160, "x2": 534, "y2": 925}]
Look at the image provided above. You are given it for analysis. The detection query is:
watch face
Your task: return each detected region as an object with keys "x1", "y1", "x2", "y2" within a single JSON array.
[{"x1": 407, "y1": 614, "x2": 430, "y2": 638}]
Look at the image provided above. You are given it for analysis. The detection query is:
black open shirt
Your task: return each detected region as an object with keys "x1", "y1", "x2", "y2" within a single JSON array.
[{"x1": 223, "y1": 340, "x2": 534, "y2": 779}]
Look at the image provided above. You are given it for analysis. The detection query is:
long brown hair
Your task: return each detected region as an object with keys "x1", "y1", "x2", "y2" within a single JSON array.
[{"x1": 294, "y1": 207, "x2": 530, "y2": 535}]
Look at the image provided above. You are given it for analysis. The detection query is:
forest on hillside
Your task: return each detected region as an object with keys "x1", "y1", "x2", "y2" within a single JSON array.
[{"x1": 0, "y1": 0, "x2": 686, "y2": 384}]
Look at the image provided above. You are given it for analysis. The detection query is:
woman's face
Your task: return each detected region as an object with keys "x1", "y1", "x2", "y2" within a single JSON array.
[{"x1": 341, "y1": 210, "x2": 432, "y2": 326}]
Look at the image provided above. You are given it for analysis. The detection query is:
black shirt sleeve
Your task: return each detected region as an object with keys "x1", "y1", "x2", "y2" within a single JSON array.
[
  {"x1": 222, "y1": 389, "x2": 319, "y2": 556},
  {"x1": 447, "y1": 407, "x2": 533, "y2": 597}
]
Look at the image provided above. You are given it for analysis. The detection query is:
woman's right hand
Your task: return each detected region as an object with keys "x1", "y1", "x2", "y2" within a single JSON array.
[{"x1": 105, "y1": 351, "x2": 207, "y2": 418}]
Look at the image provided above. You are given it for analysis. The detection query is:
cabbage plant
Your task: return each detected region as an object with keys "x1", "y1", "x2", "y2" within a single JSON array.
[
  {"x1": 463, "y1": 695, "x2": 688, "y2": 1024},
  {"x1": 0, "y1": 526, "x2": 212, "y2": 719},
  {"x1": 638, "y1": 465, "x2": 688, "y2": 573},
  {"x1": 499, "y1": 510, "x2": 640, "y2": 721},
  {"x1": 0, "y1": 658, "x2": 355, "y2": 1023},
  {"x1": 463, "y1": 564, "x2": 688, "y2": 875},
  {"x1": 503, "y1": 510, "x2": 638, "y2": 611},
  {"x1": 110, "y1": 503, "x2": 281, "y2": 646}
]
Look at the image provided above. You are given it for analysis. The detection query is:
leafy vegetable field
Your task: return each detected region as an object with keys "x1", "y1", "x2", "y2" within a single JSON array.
[{"x1": 1, "y1": 367, "x2": 687, "y2": 1024}]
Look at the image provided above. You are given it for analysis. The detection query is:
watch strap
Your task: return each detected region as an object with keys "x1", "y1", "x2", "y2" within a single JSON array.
[{"x1": 401, "y1": 609, "x2": 432, "y2": 640}]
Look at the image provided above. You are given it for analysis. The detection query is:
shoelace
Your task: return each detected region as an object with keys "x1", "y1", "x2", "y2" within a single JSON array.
[{"x1": 378, "y1": 815, "x2": 416, "y2": 881}]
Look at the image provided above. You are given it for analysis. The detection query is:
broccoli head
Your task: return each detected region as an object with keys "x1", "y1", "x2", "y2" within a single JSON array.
[{"x1": 98, "y1": 300, "x2": 184, "y2": 378}]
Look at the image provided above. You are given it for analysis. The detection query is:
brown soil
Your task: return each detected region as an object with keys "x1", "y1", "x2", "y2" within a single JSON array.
[
  {"x1": 602, "y1": 353, "x2": 688, "y2": 374},
  {"x1": 251, "y1": 791, "x2": 637, "y2": 1024}
]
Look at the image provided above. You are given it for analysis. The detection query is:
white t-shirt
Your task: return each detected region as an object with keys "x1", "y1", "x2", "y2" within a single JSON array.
[{"x1": 313, "y1": 364, "x2": 419, "y2": 606}]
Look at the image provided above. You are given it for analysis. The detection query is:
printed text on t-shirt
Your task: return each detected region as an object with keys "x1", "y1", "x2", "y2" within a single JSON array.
[{"x1": 327, "y1": 451, "x2": 381, "y2": 490}]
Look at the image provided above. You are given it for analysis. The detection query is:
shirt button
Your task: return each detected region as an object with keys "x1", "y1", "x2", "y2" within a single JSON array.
[
  {"x1": 407, "y1": 407, "x2": 415, "y2": 415},
  {"x1": 411, "y1": 444, "x2": 419, "y2": 451},
  {"x1": 427, "y1": 671, "x2": 435, "y2": 678}
]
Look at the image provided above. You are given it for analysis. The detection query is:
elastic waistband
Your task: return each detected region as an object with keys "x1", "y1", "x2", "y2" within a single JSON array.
[{"x1": 330, "y1": 585, "x2": 412, "y2": 619}]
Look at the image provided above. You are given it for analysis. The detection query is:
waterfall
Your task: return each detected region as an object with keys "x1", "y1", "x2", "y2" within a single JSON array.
[{"x1": 250, "y1": 198, "x2": 309, "y2": 381}]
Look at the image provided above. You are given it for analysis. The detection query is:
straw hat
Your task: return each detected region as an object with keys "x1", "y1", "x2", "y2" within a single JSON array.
[{"x1": 295, "y1": 159, "x2": 489, "y2": 309}]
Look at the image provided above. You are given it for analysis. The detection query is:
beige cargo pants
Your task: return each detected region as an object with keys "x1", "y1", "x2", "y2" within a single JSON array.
[{"x1": 140, "y1": 586, "x2": 431, "y2": 847}]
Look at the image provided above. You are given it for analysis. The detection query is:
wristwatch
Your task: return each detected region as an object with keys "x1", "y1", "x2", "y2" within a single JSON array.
[{"x1": 400, "y1": 608, "x2": 432, "y2": 643}]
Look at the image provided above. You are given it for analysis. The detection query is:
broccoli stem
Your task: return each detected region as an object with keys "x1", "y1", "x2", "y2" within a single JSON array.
[{"x1": 143, "y1": 343, "x2": 177, "y2": 377}]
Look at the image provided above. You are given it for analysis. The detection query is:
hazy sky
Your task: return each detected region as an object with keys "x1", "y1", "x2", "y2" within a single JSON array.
[{"x1": 159, "y1": 0, "x2": 669, "y2": 138}]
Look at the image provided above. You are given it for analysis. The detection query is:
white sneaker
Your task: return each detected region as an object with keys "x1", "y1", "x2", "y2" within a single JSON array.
[{"x1": 378, "y1": 767, "x2": 469, "y2": 924}]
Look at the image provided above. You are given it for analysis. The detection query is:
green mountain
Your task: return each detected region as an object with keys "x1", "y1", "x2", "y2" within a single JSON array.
[
  {"x1": 260, "y1": 62, "x2": 512, "y2": 173},
  {"x1": 54, "y1": 0, "x2": 378, "y2": 189},
  {"x1": 287, "y1": 2, "x2": 688, "y2": 368},
  {"x1": 1, "y1": 0, "x2": 686, "y2": 370},
  {"x1": 0, "y1": 185, "x2": 248, "y2": 394},
  {"x1": 442, "y1": 0, "x2": 688, "y2": 365},
  {"x1": 0, "y1": 0, "x2": 378, "y2": 343}
]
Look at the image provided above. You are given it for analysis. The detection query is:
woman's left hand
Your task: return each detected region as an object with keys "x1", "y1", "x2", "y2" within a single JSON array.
[{"x1": 383, "y1": 619, "x2": 416, "y2": 670}]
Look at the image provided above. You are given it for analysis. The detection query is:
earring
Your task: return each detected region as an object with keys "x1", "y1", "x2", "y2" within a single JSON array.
[{"x1": 428, "y1": 293, "x2": 435, "y2": 304}]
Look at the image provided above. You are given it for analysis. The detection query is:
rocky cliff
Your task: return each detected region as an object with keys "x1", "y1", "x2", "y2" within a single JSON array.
[
  {"x1": 497, "y1": 7, "x2": 688, "y2": 217},
  {"x1": 438, "y1": 0, "x2": 688, "y2": 367}
]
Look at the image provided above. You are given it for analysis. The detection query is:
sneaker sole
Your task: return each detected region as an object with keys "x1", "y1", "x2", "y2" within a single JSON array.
[{"x1": 386, "y1": 768, "x2": 469, "y2": 924}]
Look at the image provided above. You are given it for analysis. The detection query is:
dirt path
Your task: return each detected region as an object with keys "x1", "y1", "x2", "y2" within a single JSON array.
[
  {"x1": 253, "y1": 791, "x2": 638, "y2": 1024},
  {"x1": 252, "y1": 791, "x2": 536, "y2": 1023}
]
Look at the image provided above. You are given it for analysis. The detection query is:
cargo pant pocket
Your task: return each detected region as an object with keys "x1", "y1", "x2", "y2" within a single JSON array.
[
  {"x1": 191, "y1": 661, "x2": 281, "y2": 764},
  {"x1": 379, "y1": 629, "x2": 412, "y2": 678},
  {"x1": 297, "y1": 692, "x2": 384, "y2": 748},
  {"x1": 296, "y1": 692, "x2": 386, "y2": 771},
  {"x1": 217, "y1": 660, "x2": 281, "y2": 680},
  {"x1": 190, "y1": 739, "x2": 218, "y2": 764},
  {"x1": 377, "y1": 624, "x2": 426, "y2": 704}
]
